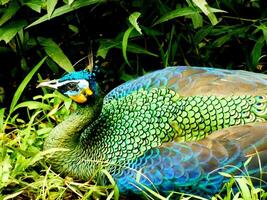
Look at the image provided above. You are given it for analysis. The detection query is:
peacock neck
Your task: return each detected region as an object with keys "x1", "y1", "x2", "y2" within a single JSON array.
[{"x1": 44, "y1": 93, "x2": 104, "y2": 179}]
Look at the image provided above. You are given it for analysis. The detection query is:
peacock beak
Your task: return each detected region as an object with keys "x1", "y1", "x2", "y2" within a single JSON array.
[
  {"x1": 68, "y1": 87, "x2": 93, "y2": 103},
  {"x1": 37, "y1": 79, "x2": 60, "y2": 89}
]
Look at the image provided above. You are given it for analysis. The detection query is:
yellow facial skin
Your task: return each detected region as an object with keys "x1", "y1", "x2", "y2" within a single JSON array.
[{"x1": 69, "y1": 87, "x2": 93, "y2": 103}]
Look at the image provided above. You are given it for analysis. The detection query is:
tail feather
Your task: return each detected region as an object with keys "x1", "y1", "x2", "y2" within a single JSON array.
[{"x1": 115, "y1": 122, "x2": 267, "y2": 197}]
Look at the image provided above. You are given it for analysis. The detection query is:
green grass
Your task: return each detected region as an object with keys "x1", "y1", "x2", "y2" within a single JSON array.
[{"x1": 1, "y1": 60, "x2": 267, "y2": 200}]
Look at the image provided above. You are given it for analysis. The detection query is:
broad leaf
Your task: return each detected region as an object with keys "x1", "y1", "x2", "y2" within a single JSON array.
[
  {"x1": 23, "y1": 0, "x2": 42, "y2": 13},
  {"x1": 0, "y1": 1, "x2": 19, "y2": 26},
  {"x1": 257, "y1": 24, "x2": 267, "y2": 43},
  {"x1": 251, "y1": 36, "x2": 265, "y2": 68},
  {"x1": 154, "y1": 7, "x2": 197, "y2": 25},
  {"x1": 0, "y1": 20, "x2": 27, "y2": 43},
  {"x1": 129, "y1": 12, "x2": 142, "y2": 34},
  {"x1": 192, "y1": 0, "x2": 225, "y2": 25},
  {"x1": 38, "y1": 37, "x2": 74, "y2": 72},
  {"x1": 47, "y1": 0, "x2": 58, "y2": 18}
]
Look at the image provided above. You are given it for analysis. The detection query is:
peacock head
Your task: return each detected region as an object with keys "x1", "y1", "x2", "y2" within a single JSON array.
[{"x1": 37, "y1": 70, "x2": 99, "y2": 104}]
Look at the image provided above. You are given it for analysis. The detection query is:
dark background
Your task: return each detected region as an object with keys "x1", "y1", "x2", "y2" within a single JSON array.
[{"x1": 1, "y1": 0, "x2": 267, "y2": 108}]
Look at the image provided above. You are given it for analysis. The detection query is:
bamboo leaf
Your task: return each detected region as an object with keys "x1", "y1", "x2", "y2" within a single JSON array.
[
  {"x1": 47, "y1": 0, "x2": 58, "y2": 18},
  {"x1": 190, "y1": 12, "x2": 203, "y2": 28},
  {"x1": 127, "y1": 43, "x2": 158, "y2": 57},
  {"x1": 23, "y1": 0, "x2": 42, "y2": 13},
  {"x1": 194, "y1": 26, "x2": 212, "y2": 44},
  {"x1": 212, "y1": 34, "x2": 232, "y2": 47},
  {"x1": 154, "y1": 7, "x2": 197, "y2": 25},
  {"x1": 122, "y1": 26, "x2": 134, "y2": 66},
  {"x1": 27, "y1": 0, "x2": 105, "y2": 28},
  {"x1": 0, "y1": 1, "x2": 20, "y2": 26},
  {"x1": 97, "y1": 39, "x2": 158, "y2": 59},
  {"x1": 251, "y1": 36, "x2": 265, "y2": 68},
  {"x1": 192, "y1": 0, "x2": 225, "y2": 25},
  {"x1": 68, "y1": 0, "x2": 75, "y2": 5},
  {"x1": 257, "y1": 24, "x2": 267, "y2": 43},
  {"x1": 38, "y1": 37, "x2": 74, "y2": 72},
  {"x1": 129, "y1": 12, "x2": 142, "y2": 34},
  {"x1": 9, "y1": 57, "x2": 47, "y2": 114},
  {"x1": 0, "y1": 20, "x2": 27, "y2": 43}
]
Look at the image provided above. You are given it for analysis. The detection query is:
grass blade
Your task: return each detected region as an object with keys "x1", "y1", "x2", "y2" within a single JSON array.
[
  {"x1": 0, "y1": 108, "x2": 5, "y2": 132},
  {"x1": 236, "y1": 177, "x2": 252, "y2": 200},
  {"x1": 27, "y1": 0, "x2": 105, "y2": 28},
  {"x1": 9, "y1": 57, "x2": 47, "y2": 115},
  {"x1": 122, "y1": 27, "x2": 134, "y2": 66},
  {"x1": 13, "y1": 101, "x2": 51, "y2": 111}
]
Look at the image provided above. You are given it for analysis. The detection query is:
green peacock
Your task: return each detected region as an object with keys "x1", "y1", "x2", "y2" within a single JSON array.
[{"x1": 38, "y1": 66, "x2": 267, "y2": 198}]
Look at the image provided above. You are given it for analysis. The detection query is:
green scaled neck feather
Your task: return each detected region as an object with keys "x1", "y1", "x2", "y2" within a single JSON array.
[
  {"x1": 43, "y1": 88, "x2": 104, "y2": 178},
  {"x1": 38, "y1": 66, "x2": 267, "y2": 197}
]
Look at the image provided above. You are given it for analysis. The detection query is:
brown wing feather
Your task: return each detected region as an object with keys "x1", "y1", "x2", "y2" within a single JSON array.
[
  {"x1": 205, "y1": 122, "x2": 267, "y2": 156},
  {"x1": 167, "y1": 67, "x2": 267, "y2": 96}
]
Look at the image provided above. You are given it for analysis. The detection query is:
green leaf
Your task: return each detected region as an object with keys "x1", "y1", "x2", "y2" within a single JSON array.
[
  {"x1": 129, "y1": 12, "x2": 142, "y2": 35},
  {"x1": 194, "y1": 25, "x2": 213, "y2": 44},
  {"x1": 38, "y1": 37, "x2": 74, "y2": 72},
  {"x1": 97, "y1": 39, "x2": 158, "y2": 59},
  {"x1": 27, "y1": 0, "x2": 105, "y2": 28},
  {"x1": 122, "y1": 27, "x2": 134, "y2": 66},
  {"x1": 190, "y1": 12, "x2": 203, "y2": 29},
  {"x1": 23, "y1": 0, "x2": 42, "y2": 13},
  {"x1": 257, "y1": 24, "x2": 267, "y2": 43},
  {"x1": 47, "y1": 0, "x2": 58, "y2": 18},
  {"x1": 9, "y1": 57, "x2": 47, "y2": 115},
  {"x1": 68, "y1": 24, "x2": 79, "y2": 34},
  {"x1": 0, "y1": 20, "x2": 27, "y2": 43},
  {"x1": 212, "y1": 34, "x2": 232, "y2": 47},
  {"x1": 251, "y1": 36, "x2": 265, "y2": 68},
  {"x1": 236, "y1": 177, "x2": 252, "y2": 200},
  {"x1": 127, "y1": 43, "x2": 158, "y2": 57},
  {"x1": 68, "y1": 0, "x2": 75, "y2": 5},
  {"x1": 13, "y1": 101, "x2": 51, "y2": 111},
  {"x1": 218, "y1": 172, "x2": 233, "y2": 178},
  {"x1": 0, "y1": 0, "x2": 10, "y2": 5},
  {"x1": 154, "y1": 7, "x2": 197, "y2": 25},
  {"x1": 141, "y1": 26, "x2": 163, "y2": 36},
  {"x1": 192, "y1": 0, "x2": 225, "y2": 25},
  {"x1": 3, "y1": 191, "x2": 23, "y2": 200},
  {"x1": 0, "y1": 1, "x2": 20, "y2": 26},
  {"x1": 97, "y1": 40, "x2": 118, "y2": 59},
  {"x1": 0, "y1": 108, "x2": 5, "y2": 132}
]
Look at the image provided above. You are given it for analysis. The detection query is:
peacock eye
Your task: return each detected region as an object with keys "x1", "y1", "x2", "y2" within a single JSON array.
[
  {"x1": 58, "y1": 82, "x2": 78, "y2": 92},
  {"x1": 66, "y1": 82, "x2": 78, "y2": 90}
]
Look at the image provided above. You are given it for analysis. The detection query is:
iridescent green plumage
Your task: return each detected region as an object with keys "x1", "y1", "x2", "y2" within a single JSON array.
[{"x1": 39, "y1": 66, "x2": 267, "y2": 198}]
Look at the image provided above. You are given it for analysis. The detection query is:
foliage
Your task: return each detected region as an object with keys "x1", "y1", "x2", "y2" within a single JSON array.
[
  {"x1": 1, "y1": 0, "x2": 267, "y2": 104},
  {"x1": 1, "y1": 0, "x2": 267, "y2": 199}
]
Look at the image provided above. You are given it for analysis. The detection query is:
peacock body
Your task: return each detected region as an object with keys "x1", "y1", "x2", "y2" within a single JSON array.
[{"x1": 38, "y1": 66, "x2": 267, "y2": 198}]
